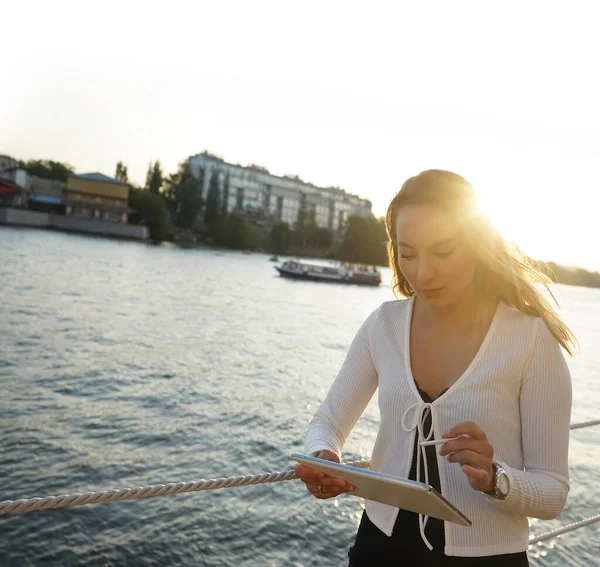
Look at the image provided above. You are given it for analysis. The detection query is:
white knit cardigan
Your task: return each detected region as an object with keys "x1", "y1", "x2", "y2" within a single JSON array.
[{"x1": 304, "y1": 296, "x2": 572, "y2": 557}]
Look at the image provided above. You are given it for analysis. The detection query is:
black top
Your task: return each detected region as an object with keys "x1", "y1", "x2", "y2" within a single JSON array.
[{"x1": 347, "y1": 383, "x2": 529, "y2": 566}]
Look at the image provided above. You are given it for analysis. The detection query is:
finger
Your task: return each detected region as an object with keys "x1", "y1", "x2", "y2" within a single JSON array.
[
  {"x1": 301, "y1": 475, "x2": 354, "y2": 491},
  {"x1": 439, "y1": 438, "x2": 493, "y2": 458},
  {"x1": 317, "y1": 476, "x2": 353, "y2": 489},
  {"x1": 295, "y1": 465, "x2": 325, "y2": 481},
  {"x1": 443, "y1": 421, "x2": 488, "y2": 441},
  {"x1": 461, "y1": 465, "x2": 489, "y2": 481},
  {"x1": 446, "y1": 449, "x2": 490, "y2": 471},
  {"x1": 299, "y1": 474, "x2": 350, "y2": 489},
  {"x1": 306, "y1": 484, "x2": 349, "y2": 499},
  {"x1": 461, "y1": 465, "x2": 494, "y2": 491}
]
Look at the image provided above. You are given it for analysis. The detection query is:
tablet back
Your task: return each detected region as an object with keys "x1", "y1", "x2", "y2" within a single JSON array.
[{"x1": 292, "y1": 454, "x2": 471, "y2": 526}]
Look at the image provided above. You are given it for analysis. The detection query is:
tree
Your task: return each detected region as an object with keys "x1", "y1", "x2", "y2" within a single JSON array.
[
  {"x1": 176, "y1": 165, "x2": 202, "y2": 229},
  {"x1": 115, "y1": 161, "x2": 129, "y2": 183},
  {"x1": 204, "y1": 168, "x2": 220, "y2": 227},
  {"x1": 294, "y1": 193, "x2": 308, "y2": 247},
  {"x1": 145, "y1": 161, "x2": 163, "y2": 194},
  {"x1": 221, "y1": 213, "x2": 261, "y2": 250},
  {"x1": 339, "y1": 214, "x2": 388, "y2": 266},
  {"x1": 128, "y1": 187, "x2": 168, "y2": 243},
  {"x1": 268, "y1": 221, "x2": 291, "y2": 254},
  {"x1": 163, "y1": 161, "x2": 203, "y2": 229},
  {"x1": 308, "y1": 226, "x2": 333, "y2": 249},
  {"x1": 19, "y1": 159, "x2": 74, "y2": 182},
  {"x1": 220, "y1": 172, "x2": 230, "y2": 221}
]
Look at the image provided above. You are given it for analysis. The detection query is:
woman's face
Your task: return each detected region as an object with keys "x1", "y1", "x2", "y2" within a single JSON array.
[{"x1": 395, "y1": 204, "x2": 477, "y2": 309}]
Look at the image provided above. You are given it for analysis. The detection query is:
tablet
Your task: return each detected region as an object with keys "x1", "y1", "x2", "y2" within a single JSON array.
[{"x1": 292, "y1": 454, "x2": 471, "y2": 526}]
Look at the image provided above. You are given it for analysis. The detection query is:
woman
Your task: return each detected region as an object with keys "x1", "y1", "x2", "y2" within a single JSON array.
[{"x1": 295, "y1": 170, "x2": 576, "y2": 565}]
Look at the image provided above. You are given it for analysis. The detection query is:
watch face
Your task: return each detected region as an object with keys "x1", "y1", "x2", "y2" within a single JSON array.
[{"x1": 498, "y1": 472, "x2": 510, "y2": 496}]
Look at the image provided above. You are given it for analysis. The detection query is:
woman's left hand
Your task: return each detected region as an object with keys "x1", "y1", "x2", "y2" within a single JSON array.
[{"x1": 439, "y1": 421, "x2": 495, "y2": 494}]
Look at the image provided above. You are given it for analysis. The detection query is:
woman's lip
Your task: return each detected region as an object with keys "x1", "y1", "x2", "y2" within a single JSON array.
[{"x1": 421, "y1": 287, "x2": 444, "y2": 292}]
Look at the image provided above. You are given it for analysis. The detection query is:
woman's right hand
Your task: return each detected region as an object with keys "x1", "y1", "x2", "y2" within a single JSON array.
[{"x1": 295, "y1": 450, "x2": 355, "y2": 499}]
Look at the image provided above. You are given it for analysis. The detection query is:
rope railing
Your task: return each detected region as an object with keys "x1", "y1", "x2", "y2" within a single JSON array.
[
  {"x1": 569, "y1": 418, "x2": 600, "y2": 430},
  {"x1": 529, "y1": 514, "x2": 600, "y2": 545},
  {"x1": 0, "y1": 461, "x2": 371, "y2": 515},
  {"x1": 1, "y1": 418, "x2": 598, "y2": 548}
]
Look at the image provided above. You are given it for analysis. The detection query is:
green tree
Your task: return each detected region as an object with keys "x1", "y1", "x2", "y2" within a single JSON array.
[
  {"x1": 128, "y1": 187, "x2": 168, "y2": 243},
  {"x1": 339, "y1": 214, "x2": 388, "y2": 266},
  {"x1": 204, "y1": 169, "x2": 220, "y2": 227},
  {"x1": 145, "y1": 161, "x2": 163, "y2": 194},
  {"x1": 221, "y1": 213, "x2": 261, "y2": 250},
  {"x1": 19, "y1": 159, "x2": 74, "y2": 182},
  {"x1": 294, "y1": 193, "x2": 308, "y2": 247},
  {"x1": 220, "y1": 172, "x2": 230, "y2": 221},
  {"x1": 115, "y1": 161, "x2": 129, "y2": 183},
  {"x1": 308, "y1": 226, "x2": 333, "y2": 249},
  {"x1": 163, "y1": 161, "x2": 203, "y2": 229},
  {"x1": 268, "y1": 221, "x2": 291, "y2": 254},
  {"x1": 308, "y1": 203, "x2": 316, "y2": 228}
]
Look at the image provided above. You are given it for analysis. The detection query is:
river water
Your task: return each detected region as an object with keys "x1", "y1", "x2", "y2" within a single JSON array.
[{"x1": 0, "y1": 227, "x2": 598, "y2": 567}]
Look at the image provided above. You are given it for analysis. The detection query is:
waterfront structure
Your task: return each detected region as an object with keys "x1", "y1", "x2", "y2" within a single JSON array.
[
  {"x1": 65, "y1": 173, "x2": 129, "y2": 223},
  {"x1": 0, "y1": 177, "x2": 25, "y2": 207},
  {"x1": 0, "y1": 161, "x2": 65, "y2": 212},
  {"x1": 187, "y1": 152, "x2": 372, "y2": 233},
  {"x1": 0, "y1": 155, "x2": 18, "y2": 171}
]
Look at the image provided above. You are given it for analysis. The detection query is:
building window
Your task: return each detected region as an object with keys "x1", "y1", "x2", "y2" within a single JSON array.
[{"x1": 236, "y1": 187, "x2": 244, "y2": 210}]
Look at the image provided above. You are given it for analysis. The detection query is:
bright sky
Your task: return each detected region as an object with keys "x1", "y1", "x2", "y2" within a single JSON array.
[{"x1": 2, "y1": 1, "x2": 599, "y2": 270}]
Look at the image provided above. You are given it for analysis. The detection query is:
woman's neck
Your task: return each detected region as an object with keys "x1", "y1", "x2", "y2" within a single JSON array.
[{"x1": 414, "y1": 287, "x2": 496, "y2": 334}]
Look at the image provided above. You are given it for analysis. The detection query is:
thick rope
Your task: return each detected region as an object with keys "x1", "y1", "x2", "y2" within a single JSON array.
[
  {"x1": 1, "y1": 416, "x2": 598, "y2": 548},
  {"x1": 0, "y1": 460, "x2": 371, "y2": 515},
  {"x1": 569, "y1": 418, "x2": 600, "y2": 430},
  {"x1": 529, "y1": 514, "x2": 600, "y2": 545}
]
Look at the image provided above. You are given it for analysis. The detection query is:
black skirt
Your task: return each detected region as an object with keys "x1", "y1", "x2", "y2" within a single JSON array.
[{"x1": 348, "y1": 511, "x2": 529, "y2": 566}]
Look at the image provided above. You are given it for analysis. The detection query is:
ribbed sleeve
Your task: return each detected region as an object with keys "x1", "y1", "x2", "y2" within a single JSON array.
[
  {"x1": 487, "y1": 318, "x2": 572, "y2": 519},
  {"x1": 304, "y1": 306, "x2": 380, "y2": 457}
]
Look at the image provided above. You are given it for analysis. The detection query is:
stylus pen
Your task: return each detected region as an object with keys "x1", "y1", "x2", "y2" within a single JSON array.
[{"x1": 419, "y1": 435, "x2": 468, "y2": 447}]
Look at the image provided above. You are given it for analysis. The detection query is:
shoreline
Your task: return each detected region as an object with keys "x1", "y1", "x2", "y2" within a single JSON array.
[{"x1": 1, "y1": 216, "x2": 598, "y2": 291}]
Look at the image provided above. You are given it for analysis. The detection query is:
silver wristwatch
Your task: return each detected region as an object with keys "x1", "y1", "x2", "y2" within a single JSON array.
[{"x1": 488, "y1": 461, "x2": 510, "y2": 500}]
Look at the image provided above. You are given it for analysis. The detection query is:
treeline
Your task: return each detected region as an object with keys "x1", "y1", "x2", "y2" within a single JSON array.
[
  {"x1": 119, "y1": 158, "x2": 390, "y2": 266},
  {"x1": 18, "y1": 159, "x2": 75, "y2": 181},
  {"x1": 10, "y1": 156, "x2": 600, "y2": 287},
  {"x1": 124, "y1": 159, "x2": 262, "y2": 249},
  {"x1": 541, "y1": 261, "x2": 600, "y2": 289}
]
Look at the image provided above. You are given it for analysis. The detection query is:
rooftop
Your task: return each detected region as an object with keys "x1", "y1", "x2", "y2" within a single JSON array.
[{"x1": 70, "y1": 172, "x2": 129, "y2": 186}]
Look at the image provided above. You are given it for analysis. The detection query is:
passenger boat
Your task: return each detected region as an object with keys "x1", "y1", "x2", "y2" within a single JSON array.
[{"x1": 275, "y1": 259, "x2": 381, "y2": 286}]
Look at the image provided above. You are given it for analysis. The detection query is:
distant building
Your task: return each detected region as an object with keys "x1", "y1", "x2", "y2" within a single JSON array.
[
  {"x1": 0, "y1": 162, "x2": 65, "y2": 213},
  {"x1": 65, "y1": 173, "x2": 130, "y2": 223},
  {"x1": 0, "y1": 177, "x2": 25, "y2": 207},
  {"x1": 187, "y1": 152, "x2": 372, "y2": 233},
  {"x1": 0, "y1": 155, "x2": 18, "y2": 171}
]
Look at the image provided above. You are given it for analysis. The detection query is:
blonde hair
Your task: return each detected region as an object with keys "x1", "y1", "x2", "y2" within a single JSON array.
[{"x1": 386, "y1": 170, "x2": 578, "y2": 355}]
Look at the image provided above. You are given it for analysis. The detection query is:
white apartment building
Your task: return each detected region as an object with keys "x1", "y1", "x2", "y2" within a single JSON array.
[{"x1": 188, "y1": 152, "x2": 372, "y2": 232}]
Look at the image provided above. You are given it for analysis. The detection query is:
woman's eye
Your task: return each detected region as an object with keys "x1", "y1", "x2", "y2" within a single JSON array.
[
  {"x1": 435, "y1": 250, "x2": 454, "y2": 258},
  {"x1": 399, "y1": 253, "x2": 416, "y2": 260}
]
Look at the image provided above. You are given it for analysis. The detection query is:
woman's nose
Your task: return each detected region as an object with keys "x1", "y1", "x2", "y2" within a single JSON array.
[{"x1": 417, "y1": 257, "x2": 436, "y2": 283}]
